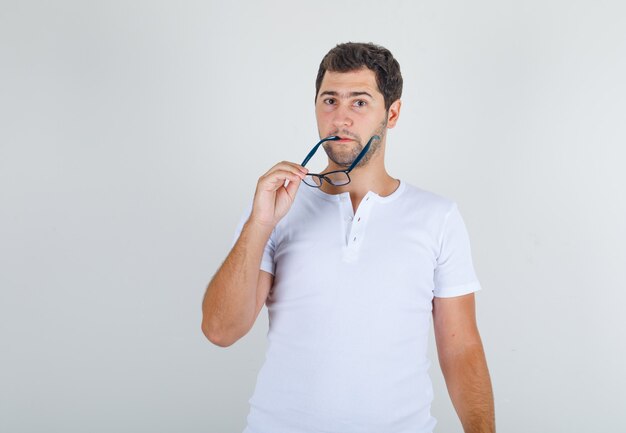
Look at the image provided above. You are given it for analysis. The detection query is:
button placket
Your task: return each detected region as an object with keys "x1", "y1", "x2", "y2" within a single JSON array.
[
  {"x1": 347, "y1": 194, "x2": 374, "y2": 248},
  {"x1": 342, "y1": 193, "x2": 377, "y2": 262},
  {"x1": 339, "y1": 196, "x2": 355, "y2": 245}
]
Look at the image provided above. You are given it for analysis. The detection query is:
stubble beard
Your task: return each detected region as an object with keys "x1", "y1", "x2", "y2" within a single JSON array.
[{"x1": 322, "y1": 117, "x2": 388, "y2": 168}]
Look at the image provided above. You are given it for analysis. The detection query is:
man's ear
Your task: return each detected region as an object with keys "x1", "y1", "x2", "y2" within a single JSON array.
[{"x1": 386, "y1": 99, "x2": 402, "y2": 128}]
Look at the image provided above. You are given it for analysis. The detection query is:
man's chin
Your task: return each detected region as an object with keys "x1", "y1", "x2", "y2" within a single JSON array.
[{"x1": 327, "y1": 153, "x2": 356, "y2": 166}]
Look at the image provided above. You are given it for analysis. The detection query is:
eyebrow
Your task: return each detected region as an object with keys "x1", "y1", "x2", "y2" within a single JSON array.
[{"x1": 319, "y1": 90, "x2": 374, "y2": 99}]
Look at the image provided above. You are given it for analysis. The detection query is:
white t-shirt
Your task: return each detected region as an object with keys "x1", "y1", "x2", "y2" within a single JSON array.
[{"x1": 233, "y1": 180, "x2": 481, "y2": 433}]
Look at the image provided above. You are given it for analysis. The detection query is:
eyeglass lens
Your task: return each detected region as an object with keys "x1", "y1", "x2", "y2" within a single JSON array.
[{"x1": 303, "y1": 171, "x2": 350, "y2": 187}]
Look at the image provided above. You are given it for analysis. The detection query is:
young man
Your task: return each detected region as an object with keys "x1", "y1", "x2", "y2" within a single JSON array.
[{"x1": 202, "y1": 42, "x2": 495, "y2": 433}]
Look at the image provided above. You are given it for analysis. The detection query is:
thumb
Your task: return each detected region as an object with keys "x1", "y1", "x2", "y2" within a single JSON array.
[{"x1": 284, "y1": 177, "x2": 302, "y2": 200}]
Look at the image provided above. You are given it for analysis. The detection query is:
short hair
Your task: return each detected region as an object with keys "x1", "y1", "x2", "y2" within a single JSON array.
[{"x1": 315, "y1": 42, "x2": 403, "y2": 110}]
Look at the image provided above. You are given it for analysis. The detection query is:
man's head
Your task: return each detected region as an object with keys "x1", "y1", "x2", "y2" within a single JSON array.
[
  {"x1": 314, "y1": 42, "x2": 403, "y2": 169},
  {"x1": 315, "y1": 42, "x2": 403, "y2": 111}
]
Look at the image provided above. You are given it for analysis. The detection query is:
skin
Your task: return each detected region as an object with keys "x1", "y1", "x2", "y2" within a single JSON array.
[
  {"x1": 434, "y1": 293, "x2": 495, "y2": 433},
  {"x1": 202, "y1": 67, "x2": 494, "y2": 432}
]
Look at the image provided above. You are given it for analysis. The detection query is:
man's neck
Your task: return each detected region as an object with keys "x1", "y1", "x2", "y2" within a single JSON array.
[{"x1": 319, "y1": 161, "x2": 399, "y2": 212}]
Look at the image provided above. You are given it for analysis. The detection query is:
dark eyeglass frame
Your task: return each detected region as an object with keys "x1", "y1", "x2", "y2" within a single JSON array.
[{"x1": 300, "y1": 135, "x2": 380, "y2": 188}]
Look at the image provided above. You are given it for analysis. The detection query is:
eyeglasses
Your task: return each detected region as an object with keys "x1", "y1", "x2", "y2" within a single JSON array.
[{"x1": 300, "y1": 135, "x2": 380, "y2": 188}]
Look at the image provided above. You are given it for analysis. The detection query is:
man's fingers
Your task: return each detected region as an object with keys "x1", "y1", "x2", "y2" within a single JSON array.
[
  {"x1": 259, "y1": 169, "x2": 305, "y2": 191},
  {"x1": 284, "y1": 174, "x2": 301, "y2": 198}
]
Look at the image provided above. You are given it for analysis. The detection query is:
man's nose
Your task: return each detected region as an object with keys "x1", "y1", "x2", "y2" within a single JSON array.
[{"x1": 332, "y1": 104, "x2": 353, "y2": 128}]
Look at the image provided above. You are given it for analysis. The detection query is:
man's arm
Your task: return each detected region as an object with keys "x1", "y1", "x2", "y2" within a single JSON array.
[
  {"x1": 201, "y1": 161, "x2": 307, "y2": 347},
  {"x1": 433, "y1": 293, "x2": 495, "y2": 433},
  {"x1": 201, "y1": 221, "x2": 274, "y2": 347}
]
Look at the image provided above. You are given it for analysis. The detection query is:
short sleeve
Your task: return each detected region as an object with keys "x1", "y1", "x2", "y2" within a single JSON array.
[
  {"x1": 433, "y1": 203, "x2": 482, "y2": 298},
  {"x1": 232, "y1": 202, "x2": 276, "y2": 276}
]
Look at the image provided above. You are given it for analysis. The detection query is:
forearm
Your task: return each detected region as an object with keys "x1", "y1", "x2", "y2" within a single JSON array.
[
  {"x1": 439, "y1": 342, "x2": 495, "y2": 433},
  {"x1": 201, "y1": 219, "x2": 272, "y2": 344}
]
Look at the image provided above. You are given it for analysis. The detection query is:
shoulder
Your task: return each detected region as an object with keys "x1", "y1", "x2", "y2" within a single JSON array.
[{"x1": 399, "y1": 181, "x2": 457, "y2": 216}]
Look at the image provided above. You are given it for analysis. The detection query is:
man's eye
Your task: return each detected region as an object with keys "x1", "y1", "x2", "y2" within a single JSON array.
[
  {"x1": 324, "y1": 98, "x2": 336, "y2": 105},
  {"x1": 354, "y1": 100, "x2": 367, "y2": 107}
]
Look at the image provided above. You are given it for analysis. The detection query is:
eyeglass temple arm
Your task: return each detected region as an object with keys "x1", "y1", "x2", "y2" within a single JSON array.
[
  {"x1": 346, "y1": 135, "x2": 380, "y2": 171},
  {"x1": 301, "y1": 136, "x2": 340, "y2": 167}
]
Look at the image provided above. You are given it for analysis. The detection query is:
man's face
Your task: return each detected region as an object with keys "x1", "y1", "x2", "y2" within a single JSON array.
[{"x1": 315, "y1": 68, "x2": 392, "y2": 168}]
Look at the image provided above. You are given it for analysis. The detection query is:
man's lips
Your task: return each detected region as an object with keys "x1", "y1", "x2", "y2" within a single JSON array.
[{"x1": 335, "y1": 137, "x2": 355, "y2": 142}]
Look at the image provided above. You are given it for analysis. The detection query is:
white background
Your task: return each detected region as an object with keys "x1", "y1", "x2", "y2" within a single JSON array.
[{"x1": 1, "y1": 1, "x2": 625, "y2": 432}]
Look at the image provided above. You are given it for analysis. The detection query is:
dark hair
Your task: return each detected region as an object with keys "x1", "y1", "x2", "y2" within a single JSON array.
[{"x1": 315, "y1": 42, "x2": 403, "y2": 110}]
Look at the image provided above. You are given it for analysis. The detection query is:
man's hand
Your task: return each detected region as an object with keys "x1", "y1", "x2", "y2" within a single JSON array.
[{"x1": 250, "y1": 161, "x2": 308, "y2": 228}]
